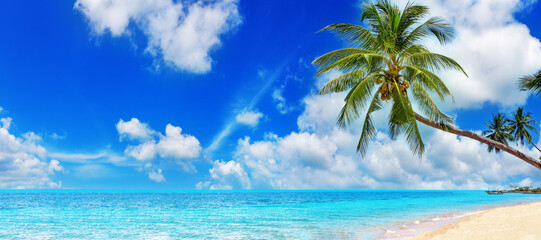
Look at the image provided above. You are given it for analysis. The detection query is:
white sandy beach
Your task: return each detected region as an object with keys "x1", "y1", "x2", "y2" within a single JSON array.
[{"x1": 406, "y1": 201, "x2": 541, "y2": 240}]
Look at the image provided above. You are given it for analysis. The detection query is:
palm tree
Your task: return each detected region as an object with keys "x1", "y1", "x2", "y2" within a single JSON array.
[
  {"x1": 518, "y1": 70, "x2": 541, "y2": 96},
  {"x1": 313, "y1": 0, "x2": 541, "y2": 170},
  {"x1": 482, "y1": 113, "x2": 514, "y2": 153},
  {"x1": 509, "y1": 107, "x2": 541, "y2": 152}
]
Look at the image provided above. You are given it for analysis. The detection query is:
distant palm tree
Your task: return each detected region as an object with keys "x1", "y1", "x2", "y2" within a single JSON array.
[
  {"x1": 482, "y1": 113, "x2": 514, "y2": 153},
  {"x1": 313, "y1": 0, "x2": 541, "y2": 170},
  {"x1": 509, "y1": 107, "x2": 540, "y2": 152},
  {"x1": 518, "y1": 70, "x2": 541, "y2": 96}
]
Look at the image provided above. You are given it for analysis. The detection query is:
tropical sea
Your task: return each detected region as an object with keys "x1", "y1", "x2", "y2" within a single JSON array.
[{"x1": 0, "y1": 190, "x2": 540, "y2": 239}]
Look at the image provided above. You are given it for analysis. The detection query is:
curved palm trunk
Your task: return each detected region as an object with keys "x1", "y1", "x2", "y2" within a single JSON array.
[
  {"x1": 414, "y1": 113, "x2": 541, "y2": 170},
  {"x1": 528, "y1": 140, "x2": 541, "y2": 153}
]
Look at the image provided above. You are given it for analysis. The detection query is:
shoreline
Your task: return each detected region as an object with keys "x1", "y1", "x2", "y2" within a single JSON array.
[
  {"x1": 377, "y1": 208, "x2": 486, "y2": 239},
  {"x1": 396, "y1": 201, "x2": 541, "y2": 240}
]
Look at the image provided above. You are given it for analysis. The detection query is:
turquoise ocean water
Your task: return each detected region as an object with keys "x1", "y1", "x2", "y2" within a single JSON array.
[{"x1": 0, "y1": 190, "x2": 540, "y2": 239}]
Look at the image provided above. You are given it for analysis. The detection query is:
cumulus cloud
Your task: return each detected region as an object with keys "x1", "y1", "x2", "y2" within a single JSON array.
[
  {"x1": 117, "y1": 118, "x2": 202, "y2": 179},
  {"x1": 75, "y1": 0, "x2": 242, "y2": 73},
  {"x1": 0, "y1": 118, "x2": 63, "y2": 189},
  {"x1": 157, "y1": 124, "x2": 202, "y2": 159},
  {"x1": 148, "y1": 168, "x2": 165, "y2": 183},
  {"x1": 209, "y1": 159, "x2": 250, "y2": 189},
  {"x1": 221, "y1": 132, "x2": 369, "y2": 189},
  {"x1": 394, "y1": 0, "x2": 541, "y2": 109},
  {"x1": 117, "y1": 118, "x2": 156, "y2": 141},
  {"x1": 297, "y1": 93, "x2": 346, "y2": 134},
  {"x1": 205, "y1": 121, "x2": 541, "y2": 190},
  {"x1": 122, "y1": 123, "x2": 202, "y2": 162},
  {"x1": 125, "y1": 140, "x2": 157, "y2": 161},
  {"x1": 235, "y1": 110, "x2": 264, "y2": 127}
]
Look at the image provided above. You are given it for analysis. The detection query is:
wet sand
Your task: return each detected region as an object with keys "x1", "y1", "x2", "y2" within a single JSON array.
[{"x1": 405, "y1": 201, "x2": 541, "y2": 240}]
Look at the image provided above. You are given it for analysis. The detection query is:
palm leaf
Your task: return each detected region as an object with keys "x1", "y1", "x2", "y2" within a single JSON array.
[
  {"x1": 314, "y1": 52, "x2": 389, "y2": 77},
  {"x1": 401, "y1": 52, "x2": 467, "y2": 76},
  {"x1": 388, "y1": 81, "x2": 424, "y2": 156},
  {"x1": 357, "y1": 91, "x2": 384, "y2": 156},
  {"x1": 405, "y1": 17, "x2": 455, "y2": 45},
  {"x1": 313, "y1": 0, "x2": 467, "y2": 157},
  {"x1": 337, "y1": 74, "x2": 379, "y2": 128},
  {"x1": 518, "y1": 70, "x2": 541, "y2": 96},
  {"x1": 402, "y1": 65, "x2": 450, "y2": 100},
  {"x1": 318, "y1": 24, "x2": 379, "y2": 50},
  {"x1": 410, "y1": 82, "x2": 454, "y2": 130},
  {"x1": 319, "y1": 68, "x2": 371, "y2": 95}
]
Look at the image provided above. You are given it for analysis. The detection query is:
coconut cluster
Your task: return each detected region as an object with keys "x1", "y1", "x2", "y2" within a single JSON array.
[{"x1": 376, "y1": 77, "x2": 409, "y2": 101}]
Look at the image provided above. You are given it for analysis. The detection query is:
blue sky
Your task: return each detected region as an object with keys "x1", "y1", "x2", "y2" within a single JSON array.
[{"x1": 0, "y1": 0, "x2": 540, "y2": 189}]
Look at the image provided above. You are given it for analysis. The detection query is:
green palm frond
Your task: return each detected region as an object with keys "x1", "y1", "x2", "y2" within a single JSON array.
[
  {"x1": 483, "y1": 113, "x2": 514, "y2": 153},
  {"x1": 388, "y1": 82, "x2": 414, "y2": 132},
  {"x1": 410, "y1": 82, "x2": 454, "y2": 129},
  {"x1": 399, "y1": 44, "x2": 430, "y2": 56},
  {"x1": 402, "y1": 65, "x2": 450, "y2": 100},
  {"x1": 388, "y1": 81, "x2": 424, "y2": 156},
  {"x1": 401, "y1": 117, "x2": 425, "y2": 156},
  {"x1": 518, "y1": 70, "x2": 541, "y2": 96},
  {"x1": 318, "y1": 24, "x2": 378, "y2": 50},
  {"x1": 405, "y1": 17, "x2": 455, "y2": 46},
  {"x1": 401, "y1": 52, "x2": 467, "y2": 76},
  {"x1": 312, "y1": 48, "x2": 372, "y2": 68},
  {"x1": 313, "y1": 52, "x2": 389, "y2": 77},
  {"x1": 360, "y1": 1, "x2": 386, "y2": 30},
  {"x1": 319, "y1": 69, "x2": 370, "y2": 95},
  {"x1": 397, "y1": 3, "x2": 429, "y2": 34},
  {"x1": 314, "y1": 0, "x2": 467, "y2": 157},
  {"x1": 509, "y1": 107, "x2": 538, "y2": 146},
  {"x1": 337, "y1": 74, "x2": 379, "y2": 128},
  {"x1": 357, "y1": 92, "x2": 384, "y2": 156}
]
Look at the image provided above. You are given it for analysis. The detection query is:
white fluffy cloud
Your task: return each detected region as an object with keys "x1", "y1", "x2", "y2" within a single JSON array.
[
  {"x1": 125, "y1": 140, "x2": 157, "y2": 161},
  {"x1": 235, "y1": 110, "x2": 264, "y2": 127},
  {"x1": 209, "y1": 159, "x2": 250, "y2": 189},
  {"x1": 395, "y1": 0, "x2": 541, "y2": 109},
  {"x1": 75, "y1": 0, "x2": 242, "y2": 73},
  {"x1": 117, "y1": 118, "x2": 202, "y2": 180},
  {"x1": 148, "y1": 168, "x2": 165, "y2": 183},
  {"x1": 297, "y1": 93, "x2": 346, "y2": 134},
  {"x1": 218, "y1": 131, "x2": 370, "y2": 190},
  {"x1": 117, "y1": 121, "x2": 201, "y2": 161},
  {"x1": 117, "y1": 118, "x2": 156, "y2": 141},
  {"x1": 0, "y1": 117, "x2": 63, "y2": 189},
  {"x1": 157, "y1": 124, "x2": 202, "y2": 159},
  {"x1": 206, "y1": 114, "x2": 541, "y2": 190}
]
